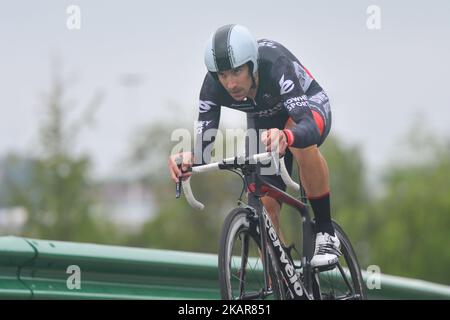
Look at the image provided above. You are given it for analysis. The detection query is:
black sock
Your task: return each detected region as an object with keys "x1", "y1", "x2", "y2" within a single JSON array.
[{"x1": 308, "y1": 192, "x2": 335, "y2": 236}]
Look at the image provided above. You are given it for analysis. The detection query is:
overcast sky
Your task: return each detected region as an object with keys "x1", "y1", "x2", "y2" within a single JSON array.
[{"x1": 1, "y1": 0, "x2": 449, "y2": 179}]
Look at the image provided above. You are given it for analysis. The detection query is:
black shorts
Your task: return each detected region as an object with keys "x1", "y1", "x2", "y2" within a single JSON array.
[{"x1": 246, "y1": 90, "x2": 331, "y2": 192}]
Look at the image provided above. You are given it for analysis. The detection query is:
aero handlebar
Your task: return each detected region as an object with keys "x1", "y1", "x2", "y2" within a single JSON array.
[{"x1": 180, "y1": 152, "x2": 300, "y2": 210}]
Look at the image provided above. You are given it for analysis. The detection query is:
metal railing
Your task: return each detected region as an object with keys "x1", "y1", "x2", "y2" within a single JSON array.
[{"x1": 0, "y1": 236, "x2": 449, "y2": 300}]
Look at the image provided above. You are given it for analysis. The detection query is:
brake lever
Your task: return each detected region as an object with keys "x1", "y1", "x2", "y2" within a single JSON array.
[
  {"x1": 175, "y1": 155, "x2": 183, "y2": 199},
  {"x1": 176, "y1": 175, "x2": 182, "y2": 198},
  {"x1": 271, "y1": 149, "x2": 281, "y2": 176},
  {"x1": 175, "y1": 156, "x2": 194, "y2": 198}
]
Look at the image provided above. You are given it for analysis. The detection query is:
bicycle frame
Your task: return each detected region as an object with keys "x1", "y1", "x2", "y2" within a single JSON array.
[
  {"x1": 245, "y1": 165, "x2": 316, "y2": 300},
  {"x1": 178, "y1": 145, "x2": 366, "y2": 300},
  {"x1": 178, "y1": 152, "x2": 322, "y2": 300}
]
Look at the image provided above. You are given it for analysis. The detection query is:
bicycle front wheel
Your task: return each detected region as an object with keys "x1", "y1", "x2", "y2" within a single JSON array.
[{"x1": 218, "y1": 208, "x2": 285, "y2": 300}]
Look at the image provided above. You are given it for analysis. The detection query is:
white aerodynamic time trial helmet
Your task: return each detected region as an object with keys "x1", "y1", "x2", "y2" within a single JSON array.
[{"x1": 204, "y1": 24, "x2": 259, "y2": 76}]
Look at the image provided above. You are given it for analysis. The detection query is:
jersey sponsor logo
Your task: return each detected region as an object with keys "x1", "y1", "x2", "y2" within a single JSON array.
[
  {"x1": 252, "y1": 103, "x2": 283, "y2": 118},
  {"x1": 293, "y1": 61, "x2": 313, "y2": 92},
  {"x1": 261, "y1": 93, "x2": 282, "y2": 107},
  {"x1": 195, "y1": 120, "x2": 212, "y2": 134},
  {"x1": 279, "y1": 74, "x2": 295, "y2": 95},
  {"x1": 258, "y1": 40, "x2": 277, "y2": 48},
  {"x1": 230, "y1": 102, "x2": 254, "y2": 111},
  {"x1": 284, "y1": 95, "x2": 308, "y2": 112},
  {"x1": 198, "y1": 100, "x2": 216, "y2": 113},
  {"x1": 308, "y1": 91, "x2": 329, "y2": 105}
]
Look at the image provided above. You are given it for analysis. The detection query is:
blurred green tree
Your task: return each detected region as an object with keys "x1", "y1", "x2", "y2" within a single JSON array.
[
  {"x1": 367, "y1": 133, "x2": 450, "y2": 284},
  {"x1": 1, "y1": 65, "x2": 120, "y2": 244}
]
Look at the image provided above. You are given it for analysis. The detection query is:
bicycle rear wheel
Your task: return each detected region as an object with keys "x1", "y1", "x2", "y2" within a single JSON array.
[
  {"x1": 312, "y1": 221, "x2": 367, "y2": 300},
  {"x1": 219, "y1": 208, "x2": 285, "y2": 300}
]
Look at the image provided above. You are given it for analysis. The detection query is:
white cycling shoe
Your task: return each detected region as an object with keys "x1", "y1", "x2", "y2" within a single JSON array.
[{"x1": 310, "y1": 232, "x2": 342, "y2": 268}]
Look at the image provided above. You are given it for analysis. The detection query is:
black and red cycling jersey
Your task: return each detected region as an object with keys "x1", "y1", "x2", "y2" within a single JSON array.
[{"x1": 194, "y1": 39, "x2": 331, "y2": 166}]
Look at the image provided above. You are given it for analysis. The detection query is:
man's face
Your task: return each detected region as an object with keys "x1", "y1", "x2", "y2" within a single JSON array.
[{"x1": 217, "y1": 64, "x2": 253, "y2": 101}]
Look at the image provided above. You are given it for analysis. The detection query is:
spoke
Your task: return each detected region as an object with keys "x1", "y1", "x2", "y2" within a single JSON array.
[
  {"x1": 313, "y1": 270, "x2": 322, "y2": 300},
  {"x1": 336, "y1": 262, "x2": 354, "y2": 295},
  {"x1": 229, "y1": 229, "x2": 266, "y2": 300},
  {"x1": 238, "y1": 233, "x2": 249, "y2": 297}
]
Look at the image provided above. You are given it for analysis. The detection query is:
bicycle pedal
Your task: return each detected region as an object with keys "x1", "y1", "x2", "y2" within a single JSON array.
[{"x1": 314, "y1": 263, "x2": 338, "y2": 273}]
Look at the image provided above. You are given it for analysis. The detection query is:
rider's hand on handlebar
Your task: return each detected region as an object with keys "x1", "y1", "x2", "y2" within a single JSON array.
[
  {"x1": 261, "y1": 128, "x2": 288, "y2": 156},
  {"x1": 168, "y1": 151, "x2": 194, "y2": 183}
]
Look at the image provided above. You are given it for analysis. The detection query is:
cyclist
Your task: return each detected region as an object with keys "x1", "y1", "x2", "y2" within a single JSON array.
[{"x1": 168, "y1": 24, "x2": 341, "y2": 267}]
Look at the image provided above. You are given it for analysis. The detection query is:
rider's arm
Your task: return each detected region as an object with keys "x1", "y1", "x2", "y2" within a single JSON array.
[
  {"x1": 192, "y1": 74, "x2": 222, "y2": 165},
  {"x1": 272, "y1": 56, "x2": 321, "y2": 149}
]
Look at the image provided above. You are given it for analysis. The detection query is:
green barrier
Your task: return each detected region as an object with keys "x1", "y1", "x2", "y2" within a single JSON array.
[
  {"x1": 0, "y1": 236, "x2": 220, "y2": 299},
  {"x1": 0, "y1": 236, "x2": 449, "y2": 300},
  {"x1": 0, "y1": 237, "x2": 36, "y2": 299},
  {"x1": 361, "y1": 272, "x2": 450, "y2": 300}
]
